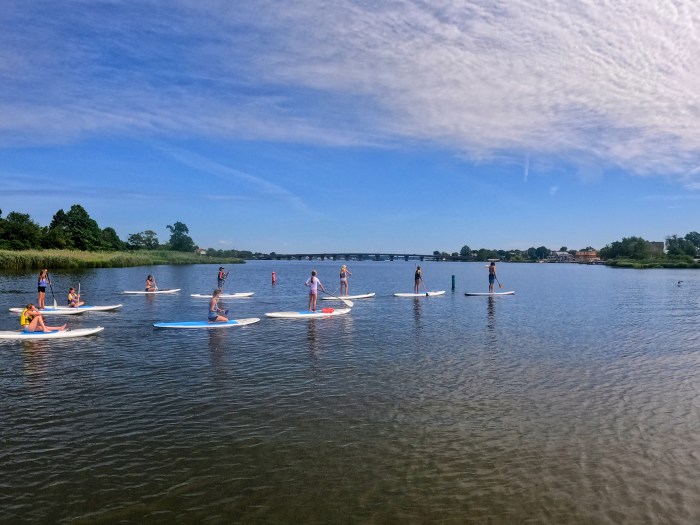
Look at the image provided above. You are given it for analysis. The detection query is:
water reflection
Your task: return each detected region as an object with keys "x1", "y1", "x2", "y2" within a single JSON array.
[
  {"x1": 413, "y1": 298, "x2": 422, "y2": 325},
  {"x1": 208, "y1": 329, "x2": 228, "y2": 381},
  {"x1": 21, "y1": 343, "x2": 52, "y2": 394},
  {"x1": 487, "y1": 296, "x2": 496, "y2": 332}
]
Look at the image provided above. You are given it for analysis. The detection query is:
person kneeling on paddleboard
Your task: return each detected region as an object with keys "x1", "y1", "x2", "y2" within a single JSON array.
[
  {"x1": 20, "y1": 304, "x2": 67, "y2": 333},
  {"x1": 305, "y1": 270, "x2": 325, "y2": 312},
  {"x1": 68, "y1": 287, "x2": 84, "y2": 308},
  {"x1": 208, "y1": 289, "x2": 229, "y2": 322},
  {"x1": 145, "y1": 274, "x2": 157, "y2": 292}
]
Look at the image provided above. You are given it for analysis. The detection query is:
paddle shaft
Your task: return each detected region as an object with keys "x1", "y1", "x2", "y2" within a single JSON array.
[
  {"x1": 46, "y1": 272, "x2": 57, "y2": 308},
  {"x1": 321, "y1": 289, "x2": 354, "y2": 308}
]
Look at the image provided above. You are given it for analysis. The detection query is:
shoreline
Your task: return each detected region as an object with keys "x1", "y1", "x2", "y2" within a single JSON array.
[{"x1": 0, "y1": 249, "x2": 244, "y2": 270}]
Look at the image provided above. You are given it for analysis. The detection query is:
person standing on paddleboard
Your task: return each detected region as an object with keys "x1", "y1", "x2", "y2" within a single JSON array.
[
  {"x1": 145, "y1": 274, "x2": 157, "y2": 292},
  {"x1": 217, "y1": 267, "x2": 228, "y2": 290},
  {"x1": 488, "y1": 262, "x2": 498, "y2": 293},
  {"x1": 37, "y1": 269, "x2": 50, "y2": 309},
  {"x1": 305, "y1": 270, "x2": 325, "y2": 312},
  {"x1": 414, "y1": 266, "x2": 422, "y2": 294},
  {"x1": 20, "y1": 304, "x2": 67, "y2": 333},
  {"x1": 208, "y1": 289, "x2": 229, "y2": 322},
  {"x1": 339, "y1": 265, "x2": 351, "y2": 296}
]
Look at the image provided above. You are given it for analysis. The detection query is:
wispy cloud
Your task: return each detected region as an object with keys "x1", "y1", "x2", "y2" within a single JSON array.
[
  {"x1": 1, "y1": 0, "x2": 700, "y2": 183},
  {"x1": 158, "y1": 146, "x2": 312, "y2": 212}
]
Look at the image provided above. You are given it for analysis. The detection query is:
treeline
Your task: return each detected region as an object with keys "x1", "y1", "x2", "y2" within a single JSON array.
[
  {"x1": 0, "y1": 205, "x2": 196, "y2": 253},
  {"x1": 433, "y1": 245, "x2": 594, "y2": 261},
  {"x1": 599, "y1": 233, "x2": 700, "y2": 263}
]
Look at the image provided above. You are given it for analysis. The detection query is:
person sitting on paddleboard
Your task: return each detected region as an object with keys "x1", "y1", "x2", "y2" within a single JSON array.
[
  {"x1": 305, "y1": 270, "x2": 325, "y2": 312},
  {"x1": 145, "y1": 275, "x2": 157, "y2": 292},
  {"x1": 217, "y1": 267, "x2": 228, "y2": 290},
  {"x1": 208, "y1": 289, "x2": 229, "y2": 322},
  {"x1": 339, "y1": 265, "x2": 351, "y2": 296},
  {"x1": 414, "y1": 266, "x2": 422, "y2": 294},
  {"x1": 20, "y1": 304, "x2": 66, "y2": 333},
  {"x1": 488, "y1": 262, "x2": 497, "y2": 293},
  {"x1": 37, "y1": 269, "x2": 50, "y2": 309},
  {"x1": 67, "y1": 287, "x2": 84, "y2": 308}
]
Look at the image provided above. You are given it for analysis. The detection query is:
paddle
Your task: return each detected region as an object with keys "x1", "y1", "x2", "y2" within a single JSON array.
[
  {"x1": 420, "y1": 277, "x2": 429, "y2": 296},
  {"x1": 47, "y1": 271, "x2": 58, "y2": 308},
  {"x1": 495, "y1": 276, "x2": 504, "y2": 289},
  {"x1": 321, "y1": 289, "x2": 354, "y2": 308}
]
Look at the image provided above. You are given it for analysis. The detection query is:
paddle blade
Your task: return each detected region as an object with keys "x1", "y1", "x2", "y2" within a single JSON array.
[
  {"x1": 343, "y1": 299, "x2": 354, "y2": 308},
  {"x1": 499, "y1": 283, "x2": 504, "y2": 289}
]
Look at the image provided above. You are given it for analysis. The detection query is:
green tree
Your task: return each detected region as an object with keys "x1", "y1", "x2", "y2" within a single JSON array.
[
  {"x1": 0, "y1": 212, "x2": 43, "y2": 249},
  {"x1": 166, "y1": 221, "x2": 196, "y2": 252},
  {"x1": 666, "y1": 235, "x2": 696, "y2": 258},
  {"x1": 47, "y1": 205, "x2": 103, "y2": 251},
  {"x1": 599, "y1": 236, "x2": 653, "y2": 260},
  {"x1": 143, "y1": 230, "x2": 159, "y2": 250},
  {"x1": 535, "y1": 246, "x2": 551, "y2": 260},
  {"x1": 459, "y1": 245, "x2": 471, "y2": 257},
  {"x1": 684, "y1": 231, "x2": 700, "y2": 248},
  {"x1": 102, "y1": 227, "x2": 125, "y2": 251}
]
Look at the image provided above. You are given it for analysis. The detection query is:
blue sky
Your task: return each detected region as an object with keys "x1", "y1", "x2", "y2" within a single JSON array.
[{"x1": 1, "y1": 1, "x2": 699, "y2": 254}]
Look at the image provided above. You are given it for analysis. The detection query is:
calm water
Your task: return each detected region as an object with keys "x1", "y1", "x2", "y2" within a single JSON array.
[{"x1": 1, "y1": 260, "x2": 700, "y2": 524}]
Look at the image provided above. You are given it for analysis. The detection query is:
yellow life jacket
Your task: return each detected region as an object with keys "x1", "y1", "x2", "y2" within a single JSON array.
[{"x1": 20, "y1": 308, "x2": 32, "y2": 326}]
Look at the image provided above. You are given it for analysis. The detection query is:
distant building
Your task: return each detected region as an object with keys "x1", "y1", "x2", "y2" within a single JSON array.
[
  {"x1": 575, "y1": 250, "x2": 599, "y2": 263},
  {"x1": 547, "y1": 251, "x2": 575, "y2": 263},
  {"x1": 195, "y1": 248, "x2": 207, "y2": 255}
]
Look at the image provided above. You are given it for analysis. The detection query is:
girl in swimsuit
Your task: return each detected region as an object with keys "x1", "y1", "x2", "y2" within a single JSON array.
[
  {"x1": 305, "y1": 270, "x2": 325, "y2": 312},
  {"x1": 339, "y1": 265, "x2": 351, "y2": 296},
  {"x1": 20, "y1": 304, "x2": 67, "y2": 333},
  {"x1": 208, "y1": 289, "x2": 229, "y2": 322}
]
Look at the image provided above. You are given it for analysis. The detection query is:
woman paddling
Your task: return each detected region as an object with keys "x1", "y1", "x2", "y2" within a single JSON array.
[
  {"x1": 20, "y1": 304, "x2": 67, "y2": 333},
  {"x1": 414, "y1": 266, "x2": 422, "y2": 294},
  {"x1": 208, "y1": 289, "x2": 229, "y2": 322}
]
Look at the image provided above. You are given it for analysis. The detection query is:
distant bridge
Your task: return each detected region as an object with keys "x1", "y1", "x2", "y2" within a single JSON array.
[{"x1": 266, "y1": 252, "x2": 446, "y2": 262}]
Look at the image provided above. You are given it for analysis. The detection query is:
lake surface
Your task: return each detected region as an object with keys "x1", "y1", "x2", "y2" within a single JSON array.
[{"x1": 1, "y1": 260, "x2": 699, "y2": 524}]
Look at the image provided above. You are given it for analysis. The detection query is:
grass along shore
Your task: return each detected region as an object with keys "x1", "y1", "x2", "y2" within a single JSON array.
[{"x1": 0, "y1": 249, "x2": 244, "y2": 270}]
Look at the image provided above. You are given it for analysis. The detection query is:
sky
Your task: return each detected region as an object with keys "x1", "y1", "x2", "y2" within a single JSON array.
[{"x1": 1, "y1": 0, "x2": 699, "y2": 254}]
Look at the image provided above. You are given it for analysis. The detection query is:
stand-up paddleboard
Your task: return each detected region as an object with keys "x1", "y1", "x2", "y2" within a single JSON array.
[
  {"x1": 122, "y1": 289, "x2": 181, "y2": 295},
  {"x1": 0, "y1": 326, "x2": 104, "y2": 340},
  {"x1": 8, "y1": 307, "x2": 85, "y2": 316},
  {"x1": 465, "y1": 291, "x2": 515, "y2": 296},
  {"x1": 52, "y1": 304, "x2": 123, "y2": 312},
  {"x1": 154, "y1": 318, "x2": 261, "y2": 329},
  {"x1": 321, "y1": 293, "x2": 375, "y2": 300},
  {"x1": 393, "y1": 291, "x2": 446, "y2": 297},
  {"x1": 265, "y1": 308, "x2": 351, "y2": 319},
  {"x1": 190, "y1": 292, "x2": 255, "y2": 299}
]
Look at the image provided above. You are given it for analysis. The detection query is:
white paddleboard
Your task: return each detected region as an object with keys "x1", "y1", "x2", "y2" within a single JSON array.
[
  {"x1": 154, "y1": 318, "x2": 261, "y2": 329},
  {"x1": 321, "y1": 293, "x2": 375, "y2": 300},
  {"x1": 393, "y1": 291, "x2": 446, "y2": 297},
  {"x1": 52, "y1": 304, "x2": 123, "y2": 312},
  {"x1": 8, "y1": 307, "x2": 85, "y2": 316},
  {"x1": 0, "y1": 326, "x2": 104, "y2": 340},
  {"x1": 265, "y1": 308, "x2": 351, "y2": 319},
  {"x1": 122, "y1": 289, "x2": 181, "y2": 295},
  {"x1": 465, "y1": 291, "x2": 515, "y2": 296},
  {"x1": 190, "y1": 292, "x2": 255, "y2": 299}
]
